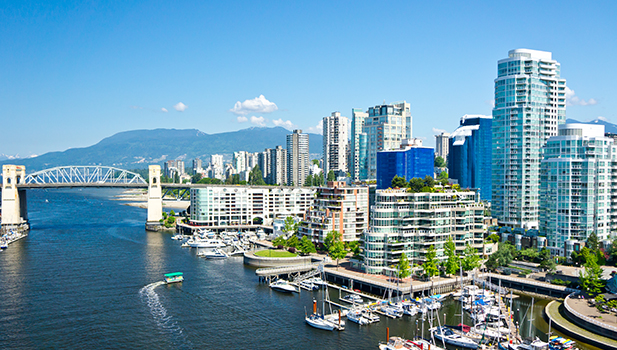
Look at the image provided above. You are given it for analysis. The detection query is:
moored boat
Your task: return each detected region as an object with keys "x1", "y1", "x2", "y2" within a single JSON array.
[
  {"x1": 269, "y1": 279, "x2": 297, "y2": 293},
  {"x1": 431, "y1": 326, "x2": 478, "y2": 349}
]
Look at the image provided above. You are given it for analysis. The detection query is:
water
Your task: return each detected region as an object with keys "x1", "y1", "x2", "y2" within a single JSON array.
[{"x1": 0, "y1": 188, "x2": 601, "y2": 349}]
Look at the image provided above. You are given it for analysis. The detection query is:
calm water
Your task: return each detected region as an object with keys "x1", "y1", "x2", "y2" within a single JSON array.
[{"x1": 0, "y1": 189, "x2": 600, "y2": 349}]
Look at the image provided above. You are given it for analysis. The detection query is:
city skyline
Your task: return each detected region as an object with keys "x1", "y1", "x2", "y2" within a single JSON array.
[{"x1": 2, "y1": 1, "x2": 615, "y2": 157}]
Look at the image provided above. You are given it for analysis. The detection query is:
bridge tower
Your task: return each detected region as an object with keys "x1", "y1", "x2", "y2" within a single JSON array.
[
  {"x1": 146, "y1": 165, "x2": 163, "y2": 230},
  {"x1": 1, "y1": 165, "x2": 29, "y2": 230}
]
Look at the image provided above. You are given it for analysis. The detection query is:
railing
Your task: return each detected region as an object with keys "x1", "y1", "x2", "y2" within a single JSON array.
[{"x1": 564, "y1": 293, "x2": 617, "y2": 333}]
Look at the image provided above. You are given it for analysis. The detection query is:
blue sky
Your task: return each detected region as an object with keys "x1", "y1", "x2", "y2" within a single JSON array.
[{"x1": 1, "y1": 1, "x2": 616, "y2": 157}]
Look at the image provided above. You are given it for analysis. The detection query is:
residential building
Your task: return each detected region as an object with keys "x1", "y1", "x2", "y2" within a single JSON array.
[
  {"x1": 492, "y1": 48, "x2": 567, "y2": 229},
  {"x1": 268, "y1": 145, "x2": 287, "y2": 185},
  {"x1": 299, "y1": 181, "x2": 369, "y2": 243},
  {"x1": 448, "y1": 115, "x2": 493, "y2": 200},
  {"x1": 258, "y1": 150, "x2": 271, "y2": 182},
  {"x1": 164, "y1": 159, "x2": 185, "y2": 179},
  {"x1": 540, "y1": 123, "x2": 616, "y2": 257},
  {"x1": 287, "y1": 129, "x2": 309, "y2": 186},
  {"x1": 189, "y1": 185, "x2": 315, "y2": 226},
  {"x1": 361, "y1": 187, "x2": 486, "y2": 275},
  {"x1": 376, "y1": 139, "x2": 433, "y2": 190},
  {"x1": 351, "y1": 108, "x2": 368, "y2": 181},
  {"x1": 363, "y1": 101, "x2": 412, "y2": 179},
  {"x1": 435, "y1": 132, "x2": 451, "y2": 161},
  {"x1": 323, "y1": 112, "x2": 349, "y2": 175},
  {"x1": 192, "y1": 158, "x2": 203, "y2": 174},
  {"x1": 206, "y1": 154, "x2": 225, "y2": 180}
]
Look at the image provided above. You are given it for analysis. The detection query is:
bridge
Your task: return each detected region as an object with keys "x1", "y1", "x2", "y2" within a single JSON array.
[{"x1": 1, "y1": 164, "x2": 179, "y2": 232}]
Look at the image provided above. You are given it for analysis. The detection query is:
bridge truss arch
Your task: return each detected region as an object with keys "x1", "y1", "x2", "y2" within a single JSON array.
[{"x1": 23, "y1": 166, "x2": 147, "y2": 185}]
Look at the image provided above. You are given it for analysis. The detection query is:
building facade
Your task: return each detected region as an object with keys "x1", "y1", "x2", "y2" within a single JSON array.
[
  {"x1": 268, "y1": 145, "x2": 287, "y2": 185},
  {"x1": 351, "y1": 108, "x2": 369, "y2": 181},
  {"x1": 448, "y1": 115, "x2": 492, "y2": 200},
  {"x1": 376, "y1": 140, "x2": 434, "y2": 190},
  {"x1": 435, "y1": 132, "x2": 451, "y2": 161},
  {"x1": 540, "y1": 123, "x2": 616, "y2": 257},
  {"x1": 164, "y1": 159, "x2": 185, "y2": 178},
  {"x1": 492, "y1": 48, "x2": 567, "y2": 229},
  {"x1": 322, "y1": 112, "x2": 349, "y2": 175},
  {"x1": 362, "y1": 101, "x2": 412, "y2": 180},
  {"x1": 287, "y1": 129, "x2": 310, "y2": 186},
  {"x1": 361, "y1": 188, "x2": 486, "y2": 275},
  {"x1": 189, "y1": 185, "x2": 315, "y2": 226},
  {"x1": 299, "y1": 181, "x2": 369, "y2": 243}
]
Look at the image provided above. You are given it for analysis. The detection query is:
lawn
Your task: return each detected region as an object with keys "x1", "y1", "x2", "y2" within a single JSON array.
[{"x1": 255, "y1": 249, "x2": 298, "y2": 258}]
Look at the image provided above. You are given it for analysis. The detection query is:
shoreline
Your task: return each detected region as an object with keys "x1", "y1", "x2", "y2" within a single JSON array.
[{"x1": 113, "y1": 189, "x2": 190, "y2": 210}]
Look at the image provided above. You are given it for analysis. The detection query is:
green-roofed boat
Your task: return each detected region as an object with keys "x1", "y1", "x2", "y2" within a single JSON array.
[{"x1": 164, "y1": 272, "x2": 184, "y2": 284}]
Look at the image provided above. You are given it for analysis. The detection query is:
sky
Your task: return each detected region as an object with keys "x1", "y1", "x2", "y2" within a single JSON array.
[{"x1": 1, "y1": 1, "x2": 616, "y2": 157}]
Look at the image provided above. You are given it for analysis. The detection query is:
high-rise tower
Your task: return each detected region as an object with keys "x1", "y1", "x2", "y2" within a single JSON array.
[
  {"x1": 287, "y1": 129, "x2": 309, "y2": 186},
  {"x1": 492, "y1": 49, "x2": 567, "y2": 228},
  {"x1": 351, "y1": 108, "x2": 368, "y2": 181},
  {"x1": 322, "y1": 112, "x2": 349, "y2": 175}
]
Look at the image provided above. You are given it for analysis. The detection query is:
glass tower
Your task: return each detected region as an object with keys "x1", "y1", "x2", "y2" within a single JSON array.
[
  {"x1": 492, "y1": 49, "x2": 567, "y2": 229},
  {"x1": 448, "y1": 115, "x2": 492, "y2": 200}
]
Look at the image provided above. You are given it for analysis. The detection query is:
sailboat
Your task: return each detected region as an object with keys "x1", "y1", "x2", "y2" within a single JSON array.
[{"x1": 305, "y1": 268, "x2": 344, "y2": 331}]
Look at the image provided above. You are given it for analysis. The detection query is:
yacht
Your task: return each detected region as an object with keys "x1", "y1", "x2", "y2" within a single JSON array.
[
  {"x1": 198, "y1": 248, "x2": 228, "y2": 259},
  {"x1": 431, "y1": 326, "x2": 478, "y2": 349},
  {"x1": 380, "y1": 337, "x2": 445, "y2": 350},
  {"x1": 188, "y1": 237, "x2": 226, "y2": 248},
  {"x1": 341, "y1": 294, "x2": 363, "y2": 304},
  {"x1": 346, "y1": 307, "x2": 370, "y2": 325},
  {"x1": 269, "y1": 279, "x2": 297, "y2": 293},
  {"x1": 306, "y1": 277, "x2": 326, "y2": 287}
]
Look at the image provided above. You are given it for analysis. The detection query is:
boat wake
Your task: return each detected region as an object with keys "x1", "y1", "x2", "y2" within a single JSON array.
[{"x1": 139, "y1": 281, "x2": 193, "y2": 349}]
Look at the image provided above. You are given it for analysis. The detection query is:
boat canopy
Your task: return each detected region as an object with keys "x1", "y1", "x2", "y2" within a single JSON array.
[{"x1": 164, "y1": 272, "x2": 183, "y2": 277}]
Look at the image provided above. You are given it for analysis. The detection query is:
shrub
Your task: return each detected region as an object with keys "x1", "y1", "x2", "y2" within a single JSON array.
[
  {"x1": 288, "y1": 247, "x2": 296, "y2": 253},
  {"x1": 277, "y1": 245, "x2": 284, "y2": 249}
]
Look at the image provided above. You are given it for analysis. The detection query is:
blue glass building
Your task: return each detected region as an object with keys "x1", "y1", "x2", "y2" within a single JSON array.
[
  {"x1": 448, "y1": 115, "x2": 492, "y2": 200},
  {"x1": 376, "y1": 144, "x2": 434, "y2": 189}
]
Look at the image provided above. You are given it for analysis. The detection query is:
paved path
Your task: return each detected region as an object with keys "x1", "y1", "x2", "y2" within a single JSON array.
[
  {"x1": 545, "y1": 301, "x2": 617, "y2": 350},
  {"x1": 567, "y1": 296, "x2": 617, "y2": 328}
]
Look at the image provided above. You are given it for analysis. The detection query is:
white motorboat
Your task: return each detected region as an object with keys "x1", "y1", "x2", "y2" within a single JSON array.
[
  {"x1": 306, "y1": 277, "x2": 326, "y2": 287},
  {"x1": 299, "y1": 280, "x2": 319, "y2": 291},
  {"x1": 346, "y1": 307, "x2": 370, "y2": 325},
  {"x1": 188, "y1": 237, "x2": 226, "y2": 248},
  {"x1": 0, "y1": 241, "x2": 8, "y2": 249},
  {"x1": 403, "y1": 304, "x2": 418, "y2": 316},
  {"x1": 341, "y1": 294, "x2": 363, "y2": 304},
  {"x1": 269, "y1": 279, "x2": 297, "y2": 293},
  {"x1": 198, "y1": 248, "x2": 228, "y2": 259},
  {"x1": 171, "y1": 235, "x2": 184, "y2": 240},
  {"x1": 431, "y1": 326, "x2": 478, "y2": 349},
  {"x1": 380, "y1": 336, "x2": 445, "y2": 350},
  {"x1": 381, "y1": 305, "x2": 403, "y2": 318},
  {"x1": 361, "y1": 308, "x2": 380, "y2": 323}
]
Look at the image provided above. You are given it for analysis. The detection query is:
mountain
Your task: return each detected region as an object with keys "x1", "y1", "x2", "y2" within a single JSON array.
[
  {"x1": 566, "y1": 118, "x2": 617, "y2": 134},
  {"x1": 2, "y1": 127, "x2": 323, "y2": 171}
]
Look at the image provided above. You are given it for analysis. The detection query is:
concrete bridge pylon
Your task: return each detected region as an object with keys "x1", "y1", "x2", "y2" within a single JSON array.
[
  {"x1": 146, "y1": 165, "x2": 163, "y2": 230},
  {"x1": 1, "y1": 165, "x2": 29, "y2": 229}
]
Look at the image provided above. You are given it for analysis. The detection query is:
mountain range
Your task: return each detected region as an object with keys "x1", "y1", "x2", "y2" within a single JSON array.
[
  {"x1": 1, "y1": 127, "x2": 323, "y2": 171},
  {"x1": 566, "y1": 118, "x2": 617, "y2": 134}
]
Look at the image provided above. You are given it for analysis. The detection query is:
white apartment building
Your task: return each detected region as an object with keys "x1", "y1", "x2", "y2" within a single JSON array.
[
  {"x1": 492, "y1": 48, "x2": 567, "y2": 229},
  {"x1": 435, "y1": 132, "x2": 451, "y2": 160},
  {"x1": 362, "y1": 187, "x2": 486, "y2": 275},
  {"x1": 323, "y1": 112, "x2": 349, "y2": 175},
  {"x1": 299, "y1": 181, "x2": 369, "y2": 243},
  {"x1": 190, "y1": 185, "x2": 315, "y2": 226},
  {"x1": 268, "y1": 145, "x2": 287, "y2": 185},
  {"x1": 351, "y1": 108, "x2": 368, "y2": 181},
  {"x1": 540, "y1": 123, "x2": 616, "y2": 257},
  {"x1": 287, "y1": 129, "x2": 309, "y2": 186}
]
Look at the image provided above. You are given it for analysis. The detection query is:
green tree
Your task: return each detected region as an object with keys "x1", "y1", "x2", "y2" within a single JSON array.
[
  {"x1": 391, "y1": 175, "x2": 407, "y2": 188},
  {"x1": 272, "y1": 236, "x2": 286, "y2": 247},
  {"x1": 438, "y1": 171, "x2": 448, "y2": 180},
  {"x1": 298, "y1": 235, "x2": 317, "y2": 255},
  {"x1": 462, "y1": 243, "x2": 481, "y2": 271},
  {"x1": 315, "y1": 172, "x2": 325, "y2": 186},
  {"x1": 327, "y1": 170, "x2": 337, "y2": 182},
  {"x1": 283, "y1": 216, "x2": 297, "y2": 235},
  {"x1": 329, "y1": 241, "x2": 347, "y2": 268},
  {"x1": 444, "y1": 236, "x2": 459, "y2": 276},
  {"x1": 249, "y1": 165, "x2": 266, "y2": 186},
  {"x1": 587, "y1": 232, "x2": 599, "y2": 251},
  {"x1": 486, "y1": 233, "x2": 500, "y2": 244},
  {"x1": 312, "y1": 159, "x2": 319, "y2": 165},
  {"x1": 286, "y1": 235, "x2": 299, "y2": 248},
  {"x1": 397, "y1": 252, "x2": 411, "y2": 280},
  {"x1": 485, "y1": 242, "x2": 515, "y2": 270},
  {"x1": 324, "y1": 230, "x2": 342, "y2": 251},
  {"x1": 434, "y1": 156, "x2": 446, "y2": 168},
  {"x1": 519, "y1": 248, "x2": 539, "y2": 262},
  {"x1": 408, "y1": 178, "x2": 425, "y2": 192},
  {"x1": 579, "y1": 251, "x2": 605, "y2": 296},
  {"x1": 347, "y1": 240, "x2": 361, "y2": 258},
  {"x1": 191, "y1": 173, "x2": 203, "y2": 183},
  {"x1": 422, "y1": 245, "x2": 439, "y2": 278},
  {"x1": 423, "y1": 175, "x2": 436, "y2": 188},
  {"x1": 304, "y1": 174, "x2": 314, "y2": 186}
]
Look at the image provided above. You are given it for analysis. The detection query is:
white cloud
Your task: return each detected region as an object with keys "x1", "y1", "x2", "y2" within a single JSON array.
[
  {"x1": 174, "y1": 102, "x2": 188, "y2": 112},
  {"x1": 237, "y1": 116, "x2": 248, "y2": 123},
  {"x1": 161, "y1": 108, "x2": 168, "y2": 113},
  {"x1": 432, "y1": 128, "x2": 447, "y2": 134},
  {"x1": 250, "y1": 116, "x2": 267, "y2": 127},
  {"x1": 565, "y1": 87, "x2": 598, "y2": 106},
  {"x1": 129, "y1": 105, "x2": 143, "y2": 110},
  {"x1": 272, "y1": 118, "x2": 295, "y2": 130},
  {"x1": 306, "y1": 121, "x2": 323, "y2": 134},
  {"x1": 230, "y1": 95, "x2": 278, "y2": 116}
]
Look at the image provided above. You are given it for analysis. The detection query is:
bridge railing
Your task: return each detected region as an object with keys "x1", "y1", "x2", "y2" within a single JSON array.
[{"x1": 23, "y1": 166, "x2": 147, "y2": 185}]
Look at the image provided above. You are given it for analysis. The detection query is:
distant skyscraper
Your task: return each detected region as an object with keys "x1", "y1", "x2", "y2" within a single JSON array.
[
  {"x1": 258, "y1": 150, "x2": 271, "y2": 182},
  {"x1": 363, "y1": 101, "x2": 412, "y2": 179},
  {"x1": 322, "y1": 112, "x2": 349, "y2": 175},
  {"x1": 435, "y1": 132, "x2": 451, "y2": 161},
  {"x1": 376, "y1": 139, "x2": 433, "y2": 190},
  {"x1": 492, "y1": 49, "x2": 566, "y2": 229},
  {"x1": 351, "y1": 108, "x2": 368, "y2": 181},
  {"x1": 540, "y1": 124, "x2": 615, "y2": 257},
  {"x1": 268, "y1": 145, "x2": 287, "y2": 185},
  {"x1": 287, "y1": 129, "x2": 309, "y2": 186},
  {"x1": 192, "y1": 158, "x2": 203, "y2": 173},
  {"x1": 448, "y1": 115, "x2": 492, "y2": 200},
  {"x1": 164, "y1": 159, "x2": 185, "y2": 178}
]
